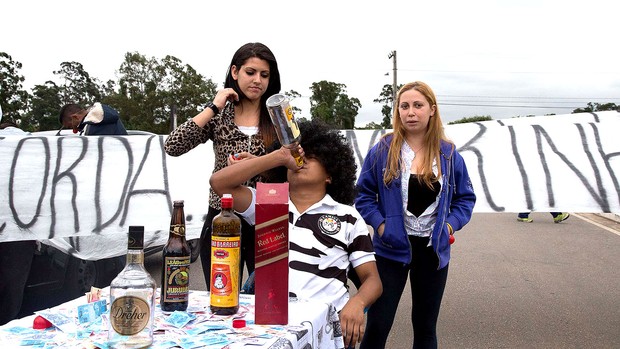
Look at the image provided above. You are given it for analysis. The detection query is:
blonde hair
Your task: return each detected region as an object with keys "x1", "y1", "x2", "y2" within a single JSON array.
[{"x1": 382, "y1": 81, "x2": 452, "y2": 188}]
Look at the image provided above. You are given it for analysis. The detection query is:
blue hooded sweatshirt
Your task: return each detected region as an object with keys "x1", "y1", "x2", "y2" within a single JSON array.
[{"x1": 355, "y1": 135, "x2": 476, "y2": 269}]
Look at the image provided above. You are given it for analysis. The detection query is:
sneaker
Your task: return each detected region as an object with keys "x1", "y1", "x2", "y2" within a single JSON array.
[
  {"x1": 517, "y1": 217, "x2": 533, "y2": 223},
  {"x1": 553, "y1": 213, "x2": 570, "y2": 223}
]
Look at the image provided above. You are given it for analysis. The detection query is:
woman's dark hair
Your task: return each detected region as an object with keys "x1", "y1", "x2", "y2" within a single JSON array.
[
  {"x1": 298, "y1": 119, "x2": 358, "y2": 205},
  {"x1": 225, "y1": 42, "x2": 280, "y2": 148}
]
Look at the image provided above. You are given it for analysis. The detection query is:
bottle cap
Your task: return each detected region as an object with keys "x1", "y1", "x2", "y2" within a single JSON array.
[
  {"x1": 221, "y1": 194, "x2": 234, "y2": 209},
  {"x1": 33, "y1": 315, "x2": 53, "y2": 329},
  {"x1": 128, "y1": 226, "x2": 145, "y2": 249},
  {"x1": 232, "y1": 319, "x2": 246, "y2": 328}
]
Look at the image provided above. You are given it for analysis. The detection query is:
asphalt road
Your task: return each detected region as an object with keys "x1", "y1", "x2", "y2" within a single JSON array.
[{"x1": 145, "y1": 212, "x2": 620, "y2": 349}]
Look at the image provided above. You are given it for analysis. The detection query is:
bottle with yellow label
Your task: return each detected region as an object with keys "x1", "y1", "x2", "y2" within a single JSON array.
[
  {"x1": 108, "y1": 226, "x2": 156, "y2": 348},
  {"x1": 210, "y1": 193, "x2": 241, "y2": 315}
]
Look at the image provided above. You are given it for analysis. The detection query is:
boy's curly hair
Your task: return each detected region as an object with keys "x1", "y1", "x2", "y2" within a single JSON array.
[{"x1": 297, "y1": 119, "x2": 358, "y2": 205}]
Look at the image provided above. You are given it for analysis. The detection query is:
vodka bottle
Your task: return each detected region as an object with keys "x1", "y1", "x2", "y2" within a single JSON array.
[
  {"x1": 108, "y1": 226, "x2": 156, "y2": 348},
  {"x1": 160, "y1": 200, "x2": 190, "y2": 312}
]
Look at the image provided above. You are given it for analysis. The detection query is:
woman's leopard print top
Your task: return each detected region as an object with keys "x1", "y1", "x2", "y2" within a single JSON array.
[{"x1": 164, "y1": 103, "x2": 266, "y2": 209}]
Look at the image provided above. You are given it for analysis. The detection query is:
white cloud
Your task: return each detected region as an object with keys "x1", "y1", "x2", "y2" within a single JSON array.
[{"x1": 3, "y1": 0, "x2": 619, "y2": 127}]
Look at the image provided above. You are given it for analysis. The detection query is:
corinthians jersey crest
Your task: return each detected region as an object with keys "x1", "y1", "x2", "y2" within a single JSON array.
[{"x1": 318, "y1": 214, "x2": 341, "y2": 235}]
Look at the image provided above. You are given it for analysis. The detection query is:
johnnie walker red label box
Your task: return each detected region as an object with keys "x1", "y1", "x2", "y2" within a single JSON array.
[{"x1": 254, "y1": 182, "x2": 289, "y2": 325}]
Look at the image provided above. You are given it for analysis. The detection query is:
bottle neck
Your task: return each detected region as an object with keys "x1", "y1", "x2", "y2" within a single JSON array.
[
  {"x1": 169, "y1": 223, "x2": 186, "y2": 238},
  {"x1": 126, "y1": 248, "x2": 145, "y2": 266},
  {"x1": 220, "y1": 206, "x2": 236, "y2": 216}
]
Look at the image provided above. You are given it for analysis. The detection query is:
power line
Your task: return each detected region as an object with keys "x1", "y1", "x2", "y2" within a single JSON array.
[
  {"x1": 442, "y1": 98, "x2": 591, "y2": 104},
  {"x1": 443, "y1": 101, "x2": 591, "y2": 105},
  {"x1": 439, "y1": 95, "x2": 618, "y2": 109},
  {"x1": 439, "y1": 95, "x2": 620, "y2": 100},
  {"x1": 440, "y1": 103, "x2": 576, "y2": 109},
  {"x1": 399, "y1": 68, "x2": 620, "y2": 75}
]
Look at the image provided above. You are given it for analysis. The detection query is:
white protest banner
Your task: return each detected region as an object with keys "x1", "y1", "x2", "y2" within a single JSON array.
[
  {"x1": 346, "y1": 111, "x2": 620, "y2": 213},
  {"x1": 1, "y1": 111, "x2": 619, "y2": 258}
]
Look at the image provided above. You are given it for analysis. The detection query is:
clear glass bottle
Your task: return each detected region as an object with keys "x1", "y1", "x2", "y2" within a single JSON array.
[
  {"x1": 266, "y1": 93, "x2": 304, "y2": 167},
  {"x1": 210, "y1": 193, "x2": 241, "y2": 315},
  {"x1": 161, "y1": 200, "x2": 190, "y2": 313},
  {"x1": 108, "y1": 226, "x2": 156, "y2": 348}
]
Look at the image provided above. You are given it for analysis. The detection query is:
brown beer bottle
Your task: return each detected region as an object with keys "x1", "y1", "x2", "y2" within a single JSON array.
[
  {"x1": 210, "y1": 194, "x2": 241, "y2": 315},
  {"x1": 161, "y1": 200, "x2": 190, "y2": 313}
]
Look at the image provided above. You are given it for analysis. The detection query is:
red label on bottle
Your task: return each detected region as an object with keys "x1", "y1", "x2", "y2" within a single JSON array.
[{"x1": 210, "y1": 236, "x2": 240, "y2": 308}]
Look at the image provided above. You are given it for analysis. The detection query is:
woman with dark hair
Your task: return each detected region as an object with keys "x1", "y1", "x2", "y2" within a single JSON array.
[{"x1": 164, "y1": 42, "x2": 281, "y2": 290}]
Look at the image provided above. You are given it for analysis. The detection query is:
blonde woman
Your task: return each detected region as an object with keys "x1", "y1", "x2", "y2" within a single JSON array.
[{"x1": 355, "y1": 81, "x2": 476, "y2": 348}]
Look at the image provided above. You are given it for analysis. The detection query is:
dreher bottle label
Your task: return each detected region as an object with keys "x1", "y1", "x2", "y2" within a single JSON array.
[{"x1": 110, "y1": 296, "x2": 150, "y2": 335}]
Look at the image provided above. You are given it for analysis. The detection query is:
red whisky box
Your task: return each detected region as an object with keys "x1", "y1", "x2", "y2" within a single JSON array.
[{"x1": 254, "y1": 182, "x2": 289, "y2": 325}]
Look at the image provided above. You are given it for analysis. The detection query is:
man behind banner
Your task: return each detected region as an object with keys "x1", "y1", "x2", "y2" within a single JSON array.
[
  {"x1": 0, "y1": 105, "x2": 129, "y2": 324},
  {"x1": 59, "y1": 102, "x2": 127, "y2": 135}
]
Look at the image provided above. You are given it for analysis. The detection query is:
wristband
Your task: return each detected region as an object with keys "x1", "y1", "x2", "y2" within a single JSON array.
[
  {"x1": 446, "y1": 222, "x2": 454, "y2": 235},
  {"x1": 207, "y1": 102, "x2": 219, "y2": 115}
]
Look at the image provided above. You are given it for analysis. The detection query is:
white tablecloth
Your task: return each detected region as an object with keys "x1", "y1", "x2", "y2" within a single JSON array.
[{"x1": 0, "y1": 288, "x2": 343, "y2": 349}]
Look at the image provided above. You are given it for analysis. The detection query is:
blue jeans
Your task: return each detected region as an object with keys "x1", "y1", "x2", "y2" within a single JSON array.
[{"x1": 360, "y1": 236, "x2": 449, "y2": 349}]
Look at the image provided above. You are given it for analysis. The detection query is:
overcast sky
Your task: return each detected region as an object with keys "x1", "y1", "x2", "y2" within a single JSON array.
[{"x1": 4, "y1": 0, "x2": 619, "y2": 126}]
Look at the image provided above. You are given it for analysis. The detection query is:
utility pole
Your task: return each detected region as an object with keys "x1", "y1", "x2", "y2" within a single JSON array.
[
  {"x1": 388, "y1": 50, "x2": 397, "y2": 105},
  {"x1": 170, "y1": 104, "x2": 177, "y2": 133}
]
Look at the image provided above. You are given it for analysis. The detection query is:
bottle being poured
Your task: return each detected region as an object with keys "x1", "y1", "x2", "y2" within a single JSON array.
[{"x1": 266, "y1": 94, "x2": 303, "y2": 167}]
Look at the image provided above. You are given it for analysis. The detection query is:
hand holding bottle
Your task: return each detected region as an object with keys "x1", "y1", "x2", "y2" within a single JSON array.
[
  {"x1": 280, "y1": 145, "x2": 304, "y2": 171},
  {"x1": 266, "y1": 145, "x2": 304, "y2": 171}
]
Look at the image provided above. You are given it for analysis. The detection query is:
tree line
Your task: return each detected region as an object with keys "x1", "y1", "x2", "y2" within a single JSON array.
[
  {"x1": 2, "y1": 51, "x2": 617, "y2": 133},
  {"x1": 1, "y1": 52, "x2": 395, "y2": 133}
]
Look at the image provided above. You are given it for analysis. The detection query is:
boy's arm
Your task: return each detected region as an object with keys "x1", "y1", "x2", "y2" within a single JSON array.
[
  {"x1": 339, "y1": 261, "x2": 382, "y2": 347},
  {"x1": 209, "y1": 147, "x2": 302, "y2": 212}
]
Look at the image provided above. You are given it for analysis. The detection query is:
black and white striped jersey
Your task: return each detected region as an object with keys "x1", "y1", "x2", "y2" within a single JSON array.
[{"x1": 239, "y1": 189, "x2": 375, "y2": 311}]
